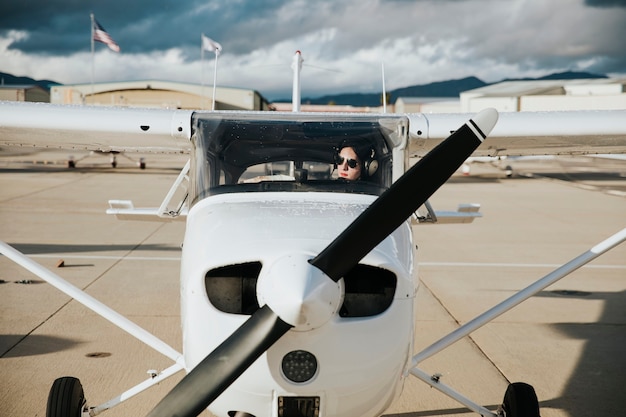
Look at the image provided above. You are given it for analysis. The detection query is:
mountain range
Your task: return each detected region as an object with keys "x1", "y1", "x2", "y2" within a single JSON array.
[
  {"x1": 0, "y1": 72, "x2": 60, "y2": 90},
  {"x1": 292, "y1": 71, "x2": 608, "y2": 106},
  {"x1": 0, "y1": 70, "x2": 608, "y2": 107}
]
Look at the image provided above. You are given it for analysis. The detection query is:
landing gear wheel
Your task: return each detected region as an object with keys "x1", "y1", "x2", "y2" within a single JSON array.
[
  {"x1": 500, "y1": 382, "x2": 540, "y2": 417},
  {"x1": 46, "y1": 376, "x2": 86, "y2": 417}
]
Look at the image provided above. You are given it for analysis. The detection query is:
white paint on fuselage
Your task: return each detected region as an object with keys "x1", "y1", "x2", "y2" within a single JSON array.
[{"x1": 180, "y1": 191, "x2": 417, "y2": 417}]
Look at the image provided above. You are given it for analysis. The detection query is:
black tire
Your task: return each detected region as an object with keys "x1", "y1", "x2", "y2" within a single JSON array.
[
  {"x1": 46, "y1": 376, "x2": 86, "y2": 417},
  {"x1": 501, "y1": 382, "x2": 540, "y2": 417}
]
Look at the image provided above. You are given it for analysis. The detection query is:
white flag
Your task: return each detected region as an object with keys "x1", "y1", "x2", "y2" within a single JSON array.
[{"x1": 202, "y1": 34, "x2": 222, "y2": 55}]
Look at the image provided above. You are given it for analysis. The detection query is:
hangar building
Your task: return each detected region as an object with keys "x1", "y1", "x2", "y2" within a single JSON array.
[
  {"x1": 50, "y1": 80, "x2": 271, "y2": 111},
  {"x1": 0, "y1": 84, "x2": 50, "y2": 103},
  {"x1": 460, "y1": 78, "x2": 626, "y2": 112},
  {"x1": 394, "y1": 78, "x2": 626, "y2": 114}
]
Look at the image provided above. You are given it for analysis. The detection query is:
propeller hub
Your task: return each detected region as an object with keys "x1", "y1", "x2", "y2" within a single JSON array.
[{"x1": 257, "y1": 253, "x2": 343, "y2": 331}]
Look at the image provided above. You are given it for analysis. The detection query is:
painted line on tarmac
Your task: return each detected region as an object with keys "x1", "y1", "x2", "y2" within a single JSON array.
[
  {"x1": 26, "y1": 254, "x2": 181, "y2": 261},
  {"x1": 421, "y1": 261, "x2": 626, "y2": 270}
]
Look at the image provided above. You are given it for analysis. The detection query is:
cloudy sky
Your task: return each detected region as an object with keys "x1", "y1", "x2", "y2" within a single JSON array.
[{"x1": 1, "y1": 0, "x2": 625, "y2": 101}]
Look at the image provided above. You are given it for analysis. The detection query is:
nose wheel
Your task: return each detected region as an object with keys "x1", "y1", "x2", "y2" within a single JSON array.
[
  {"x1": 46, "y1": 376, "x2": 87, "y2": 417},
  {"x1": 499, "y1": 382, "x2": 540, "y2": 417}
]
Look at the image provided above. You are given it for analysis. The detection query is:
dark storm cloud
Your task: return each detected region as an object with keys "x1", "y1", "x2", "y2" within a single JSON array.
[
  {"x1": 0, "y1": 0, "x2": 351, "y2": 59},
  {"x1": 0, "y1": 0, "x2": 296, "y2": 56},
  {"x1": 585, "y1": 0, "x2": 626, "y2": 6},
  {"x1": 1, "y1": 0, "x2": 625, "y2": 99},
  {"x1": 0, "y1": 0, "x2": 171, "y2": 54}
]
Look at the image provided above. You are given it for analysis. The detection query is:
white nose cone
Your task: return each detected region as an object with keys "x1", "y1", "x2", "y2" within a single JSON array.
[{"x1": 257, "y1": 253, "x2": 343, "y2": 331}]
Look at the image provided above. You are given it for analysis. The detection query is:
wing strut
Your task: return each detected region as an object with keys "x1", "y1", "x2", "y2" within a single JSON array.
[
  {"x1": 0, "y1": 241, "x2": 183, "y2": 364},
  {"x1": 411, "y1": 226, "x2": 626, "y2": 366},
  {"x1": 407, "y1": 227, "x2": 626, "y2": 415}
]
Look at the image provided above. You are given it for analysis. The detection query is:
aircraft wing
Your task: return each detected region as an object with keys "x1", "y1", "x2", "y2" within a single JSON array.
[
  {"x1": 0, "y1": 101, "x2": 192, "y2": 154},
  {"x1": 408, "y1": 110, "x2": 626, "y2": 157},
  {"x1": 2, "y1": 101, "x2": 625, "y2": 158}
]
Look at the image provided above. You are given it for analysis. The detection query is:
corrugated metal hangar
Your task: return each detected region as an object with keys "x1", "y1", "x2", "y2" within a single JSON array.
[
  {"x1": 460, "y1": 78, "x2": 626, "y2": 112},
  {"x1": 0, "y1": 84, "x2": 50, "y2": 103},
  {"x1": 393, "y1": 78, "x2": 626, "y2": 114},
  {"x1": 50, "y1": 80, "x2": 272, "y2": 111}
]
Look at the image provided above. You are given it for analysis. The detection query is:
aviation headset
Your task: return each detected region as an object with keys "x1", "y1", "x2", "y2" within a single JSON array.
[{"x1": 362, "y1": 148, "x2": 379, "y2": 177}]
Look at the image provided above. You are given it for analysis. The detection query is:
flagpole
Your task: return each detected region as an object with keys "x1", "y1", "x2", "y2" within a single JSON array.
[
  {"x1": 200, "y1": 35, "x2": 222, "y2": 110},
  {"x1": 212, "y1": 51, "x2": 218, "y2": 111},
  {"x1": 90, "y1": 13, "x2": 95, "y2": 102},
  {"x1": 200, "y1": 34, "x2": 205, "y2": 110}
]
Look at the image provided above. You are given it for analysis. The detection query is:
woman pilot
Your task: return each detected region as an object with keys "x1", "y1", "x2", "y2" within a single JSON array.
[{"x1": 335, "y1": 145, "x2": 378, "y2": 181}]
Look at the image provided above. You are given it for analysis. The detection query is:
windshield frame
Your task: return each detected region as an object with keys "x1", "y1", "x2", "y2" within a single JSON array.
[{"x1": 189, "y1": 111, "x2": 409, "y2": 206}]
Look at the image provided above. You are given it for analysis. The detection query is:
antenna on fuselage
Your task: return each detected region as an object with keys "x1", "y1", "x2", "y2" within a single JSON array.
[
  {"x1": 381, "y1": 61, "x2": 387, "y2": 114},
  {"x1": 291, "y1": 50, "x2": 303, "y2": 112}
]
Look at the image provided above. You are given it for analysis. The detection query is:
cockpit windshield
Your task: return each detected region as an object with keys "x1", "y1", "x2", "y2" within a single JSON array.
[{"x1": 189, "y1": 112, "x2": 409, "y2": 206}]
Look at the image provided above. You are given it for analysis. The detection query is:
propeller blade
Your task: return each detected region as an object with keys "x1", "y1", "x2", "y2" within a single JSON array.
[
  {"x1": 310, "y1": 108, "x2": 498, "y2": 281},
  {"x1": 147, "y1": 304, "x2": 292, "y2": 417}
]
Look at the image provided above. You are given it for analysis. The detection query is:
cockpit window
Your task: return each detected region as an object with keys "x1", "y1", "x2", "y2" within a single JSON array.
[
  {"x1": 189, "y1": 112, "x2": 409, "y2": 205},
  {"x1": 239, "y1": 160, "x2": 333, "y2": 183}
]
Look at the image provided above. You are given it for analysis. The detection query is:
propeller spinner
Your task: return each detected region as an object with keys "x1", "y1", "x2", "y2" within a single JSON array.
[{"x1": 147, "y1": 108, "x2": 498, "y2": 417}]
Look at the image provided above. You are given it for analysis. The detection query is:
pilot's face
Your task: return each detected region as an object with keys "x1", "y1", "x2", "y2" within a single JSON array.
[{"x1": 337, "y1": 147, "x2": 361, "y2": 180}]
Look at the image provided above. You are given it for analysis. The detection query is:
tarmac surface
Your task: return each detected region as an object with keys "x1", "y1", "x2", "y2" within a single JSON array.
[{"x1": 1, "y1": 149, "x2": 625, "y2": 417}]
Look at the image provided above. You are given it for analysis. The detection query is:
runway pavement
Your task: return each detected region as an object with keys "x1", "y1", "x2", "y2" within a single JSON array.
[{"x1": 1, "y1": 150, "x2": 625, "y2": 417}]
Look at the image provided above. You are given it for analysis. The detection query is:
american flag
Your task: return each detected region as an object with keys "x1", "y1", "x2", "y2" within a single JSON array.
[{"x1": 93, "y1": 18, "x2": 120, "y2": 52}]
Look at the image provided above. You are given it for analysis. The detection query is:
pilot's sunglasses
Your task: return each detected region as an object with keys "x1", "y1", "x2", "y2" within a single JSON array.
[{"x1": 336, "y1": 156, "x2": 359, "y2": 168}]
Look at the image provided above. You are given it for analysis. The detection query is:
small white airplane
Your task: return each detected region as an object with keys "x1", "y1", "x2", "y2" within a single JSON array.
[
  {"x1": 1, "y1": 52, "x2": 626, "y2": 417},
  {"x1": 66, "y1": 150, "x2": 147, "y2": 169}
]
